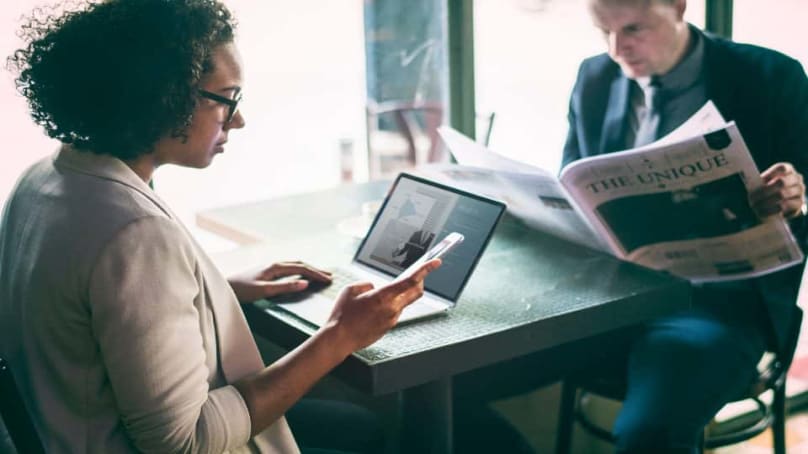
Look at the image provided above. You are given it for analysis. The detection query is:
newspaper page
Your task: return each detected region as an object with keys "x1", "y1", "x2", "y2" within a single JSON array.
[
  {"x1": 426, "y1": 128, "x2": 608, "y2": 250},
  {"x1": 417, "y1": 163, "x2": 608, "y2": 250},
  {"x1": 559, "y1": 122, "x2": 804, "y2": 282},
  {"x1": 652, "y1": 100, "x2": 729, "y2": 145}
]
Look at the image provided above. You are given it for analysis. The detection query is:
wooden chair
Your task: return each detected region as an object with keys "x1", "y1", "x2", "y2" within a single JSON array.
[
  {"x1": 0, "y1": 357, "x2": 44, "y2": 454},
  {"x1": 366, "y1": 99, "x2": 444, "y2": 179},
  {"x1": 554, "y1": 305, "x2": 803, "y2": 454},
  {"x1": 477, "y1": 111, "x2": 496, "y2": 148},
  {"x1": 365, "y1": 99, "x2": 497, "y2": 179}
]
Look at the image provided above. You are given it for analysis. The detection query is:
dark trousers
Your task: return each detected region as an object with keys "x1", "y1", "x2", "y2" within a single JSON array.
[
  {"x1": 613, "y1": 284, "x2": 767, "y2": 453},
  {"x1": 286, "y1": 399, "x2": 386, "y2": 454},
  {"x1": 0, "y1": 400, "x2": 382, "y2": 454},
  {"x1": 451, "y1": 282, "x2": 769, "y2": 454}
]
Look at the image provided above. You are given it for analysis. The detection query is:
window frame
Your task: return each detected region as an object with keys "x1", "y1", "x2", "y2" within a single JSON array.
[{"x1": 447, "y1": 0, "x2": 732, "y2": 140}]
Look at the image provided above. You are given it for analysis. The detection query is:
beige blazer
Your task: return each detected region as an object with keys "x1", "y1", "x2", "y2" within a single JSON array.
[{"x1": 0, "y1": 147, "x2": 298, "y2": 453}]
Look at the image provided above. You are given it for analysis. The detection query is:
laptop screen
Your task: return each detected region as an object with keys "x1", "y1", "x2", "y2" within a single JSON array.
[{"x1": 354, "y1": 173, "x2": 506, "y2": 301}]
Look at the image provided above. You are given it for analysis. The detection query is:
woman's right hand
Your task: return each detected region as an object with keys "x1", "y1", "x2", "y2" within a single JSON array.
[
  {"x1": 324, "y1": 259, "x2": 442, "y2": 353},
  {"x1": 234, "y1": 258, "x2": 440, "y2": 437}
]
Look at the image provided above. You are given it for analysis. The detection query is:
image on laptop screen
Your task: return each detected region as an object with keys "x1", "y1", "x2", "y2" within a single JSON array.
[{"x1": 354, "y1": 173, "x2": 505, "y2": 301}]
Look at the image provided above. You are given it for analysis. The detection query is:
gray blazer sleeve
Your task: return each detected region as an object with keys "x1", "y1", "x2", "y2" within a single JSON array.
[{"x1": 88, "y1": 216, "x2": 252, "y2": 453}]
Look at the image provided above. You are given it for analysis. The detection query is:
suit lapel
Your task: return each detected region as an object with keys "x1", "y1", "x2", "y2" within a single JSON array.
[
  {"x1": 599, "y1": 75, "x2": 632, "y2": 154},
  {"x1": 148, "y1": 193, "x2": 265, "y2": 381},
  {"x1": 143, "y1": 181, "x2": 265, "y2": 381},
  {"x1": 193, "y1": 248, "x2": 265, "y2": 382}
]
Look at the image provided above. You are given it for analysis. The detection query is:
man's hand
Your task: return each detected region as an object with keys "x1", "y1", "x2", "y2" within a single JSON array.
[
  {"x1": 324, "y1": 259, "x2": 442, "y2": 353},
  {"x1": 749, "y1": 162, "x2": 806, "y2": 219},
  {"x1": 228, "y1": 261, "x2": 332, "y2": 302}
]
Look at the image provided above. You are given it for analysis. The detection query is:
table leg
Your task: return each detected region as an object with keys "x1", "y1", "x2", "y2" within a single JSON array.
[{"x1": 400, "y1": 377, "x2": 453, "y2": 454}]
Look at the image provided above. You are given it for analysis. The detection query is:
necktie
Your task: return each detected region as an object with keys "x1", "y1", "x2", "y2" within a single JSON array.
[{"x1": 633, "y1": 76, "x2": 662, "y2": 147}]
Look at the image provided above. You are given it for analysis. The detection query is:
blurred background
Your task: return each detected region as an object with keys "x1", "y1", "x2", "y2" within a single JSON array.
[
  {"x1": 5, "y1": 0, "x2": 806, "y2": 246},
  {"x1": 2, "y1": 1, "x2": 808, "y2": 452}
]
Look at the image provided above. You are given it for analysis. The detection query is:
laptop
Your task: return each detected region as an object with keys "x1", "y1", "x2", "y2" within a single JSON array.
[{"x1": 268, "y1": 172, "x2": 506, "y2": 327}]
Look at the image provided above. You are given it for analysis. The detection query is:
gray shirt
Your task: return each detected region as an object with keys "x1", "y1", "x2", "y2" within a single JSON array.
[{"x1": 626, "y1": 24, "x2": 708, "y2": 148}]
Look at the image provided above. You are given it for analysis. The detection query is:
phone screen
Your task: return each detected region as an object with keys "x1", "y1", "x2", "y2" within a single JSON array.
[{"x1": 394, "y1": 233, "x2": 464, "y2": 282}]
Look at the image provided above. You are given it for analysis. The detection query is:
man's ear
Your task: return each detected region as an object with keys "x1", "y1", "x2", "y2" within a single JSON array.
[{"x1": 675, "y1": 0, "x2": 687, "y2": 20}]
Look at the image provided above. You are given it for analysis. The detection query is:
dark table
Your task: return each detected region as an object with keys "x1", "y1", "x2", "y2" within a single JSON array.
[{"x1": 198, "y1": 180, "x2": 691, "y2": 453}]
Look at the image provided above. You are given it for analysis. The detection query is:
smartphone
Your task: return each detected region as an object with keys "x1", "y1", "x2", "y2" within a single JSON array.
[{"x1": 393, "y1": 232, "x2": 465, "y2": 282}]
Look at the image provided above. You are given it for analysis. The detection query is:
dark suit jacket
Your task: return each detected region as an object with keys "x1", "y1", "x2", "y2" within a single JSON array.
[{"x1": 562, "y1": 29, "x2": 808, "y2": 353}]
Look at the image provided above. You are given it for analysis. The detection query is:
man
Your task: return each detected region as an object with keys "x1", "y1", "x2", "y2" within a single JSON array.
[
  {"x1": 563, "y1": 0, "x2": 808, "y2": 451},
  {"x1": 393, "y1": 228, "x2": 436, "y2": 267}
]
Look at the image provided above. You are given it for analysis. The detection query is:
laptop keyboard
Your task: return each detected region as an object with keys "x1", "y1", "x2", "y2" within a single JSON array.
[
  {"x1": 314, "y1": 268, "x2": 356, "y2": 300},
  {"x1": 268, "y1": 267, "x2": 448, "y2": 328}
]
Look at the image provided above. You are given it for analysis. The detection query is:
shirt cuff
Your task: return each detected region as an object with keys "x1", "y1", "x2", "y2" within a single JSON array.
[{"x1": 201, "y1": 385, "x2": 253, "y2": 451}]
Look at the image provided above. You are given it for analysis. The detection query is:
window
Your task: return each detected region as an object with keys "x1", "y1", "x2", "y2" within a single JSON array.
[
  {"x1": 1, "y1": 1, "x2": 369, "y2": 250},
  {"x1": 364, "y1": 0, "x2": 449, "y2": 180},
  {"x1": 155, "y1": 0, "x2": 368, "y2": 233},
  {"x1": 733, "y1": 0, "x2": 808, "y2": 69},
  {"x1": 473, "y1": 0, "x2": 705, "y2": 172},
  {"x1": 1, "y1": 2, "x2": 61, "y2": 207}
]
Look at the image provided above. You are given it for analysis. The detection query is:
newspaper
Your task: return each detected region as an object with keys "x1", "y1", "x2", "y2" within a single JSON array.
[{"x1": 419, "y1": 102, "x2": 803, "y2": 282}]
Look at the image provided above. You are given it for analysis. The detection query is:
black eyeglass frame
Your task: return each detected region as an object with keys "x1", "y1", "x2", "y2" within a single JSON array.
[{"x1": 198, "y1": 89, "x2": 242, "y2": 123}]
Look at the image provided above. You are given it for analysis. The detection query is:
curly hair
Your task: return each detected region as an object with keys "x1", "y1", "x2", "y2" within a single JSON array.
[{"x1": 7, "y1": 0, "x2": 237, "y2": 160}]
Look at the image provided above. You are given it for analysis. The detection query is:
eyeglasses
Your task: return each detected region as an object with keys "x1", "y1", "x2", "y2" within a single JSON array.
[{"x1": 198, "y1": 88, "x2": 242, "y2": 123}]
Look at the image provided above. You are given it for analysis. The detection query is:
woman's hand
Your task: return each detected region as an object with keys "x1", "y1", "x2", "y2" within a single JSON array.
[
  {"x1": 232, "y1": 258, "x2": 441, "y2": 437},
  {"x1": 323, "y1": 258, "x2": 442, "y2": 353},
  {"x1": 228, "y1": 261, "x2": 332, "y2": 303}
]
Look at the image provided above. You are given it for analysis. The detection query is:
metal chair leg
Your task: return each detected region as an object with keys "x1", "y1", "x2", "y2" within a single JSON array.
[
  {"x1": 773, "y1": 383, "x2": 787, "y2": 454},
  {"x1": 698, "y1": 428, "x2": 706, "y2": 454},
  {"x1": 555, "y1": 381, "x2": 577, "y2": 454}
]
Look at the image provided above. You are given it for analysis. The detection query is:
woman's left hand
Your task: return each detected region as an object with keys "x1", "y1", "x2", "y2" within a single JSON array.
[{"x1": 228, "y1": 261, "x2": 332, "y2": 302}]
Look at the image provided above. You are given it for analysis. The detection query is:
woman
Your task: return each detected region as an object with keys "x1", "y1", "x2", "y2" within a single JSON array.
[{"x1": 0, "y1": 1, "x2": 439, "y2": 452}]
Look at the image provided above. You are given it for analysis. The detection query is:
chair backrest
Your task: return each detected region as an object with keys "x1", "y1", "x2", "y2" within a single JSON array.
[
  {"x1": 476, "y1": 111, "x2": 496, "y2": 148},
  {"x1": 366, "y1": 99, "x2": 445, "y2": 179},
  {"x1": 0, "y1": 358, "x2": 45, "y2": 454},
  {"x1": 751, "y1": 296, "x2": 804, "y2": 396},
  {"x1": 365, "y1": 100, "x2": 499, "y2": 177}
]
